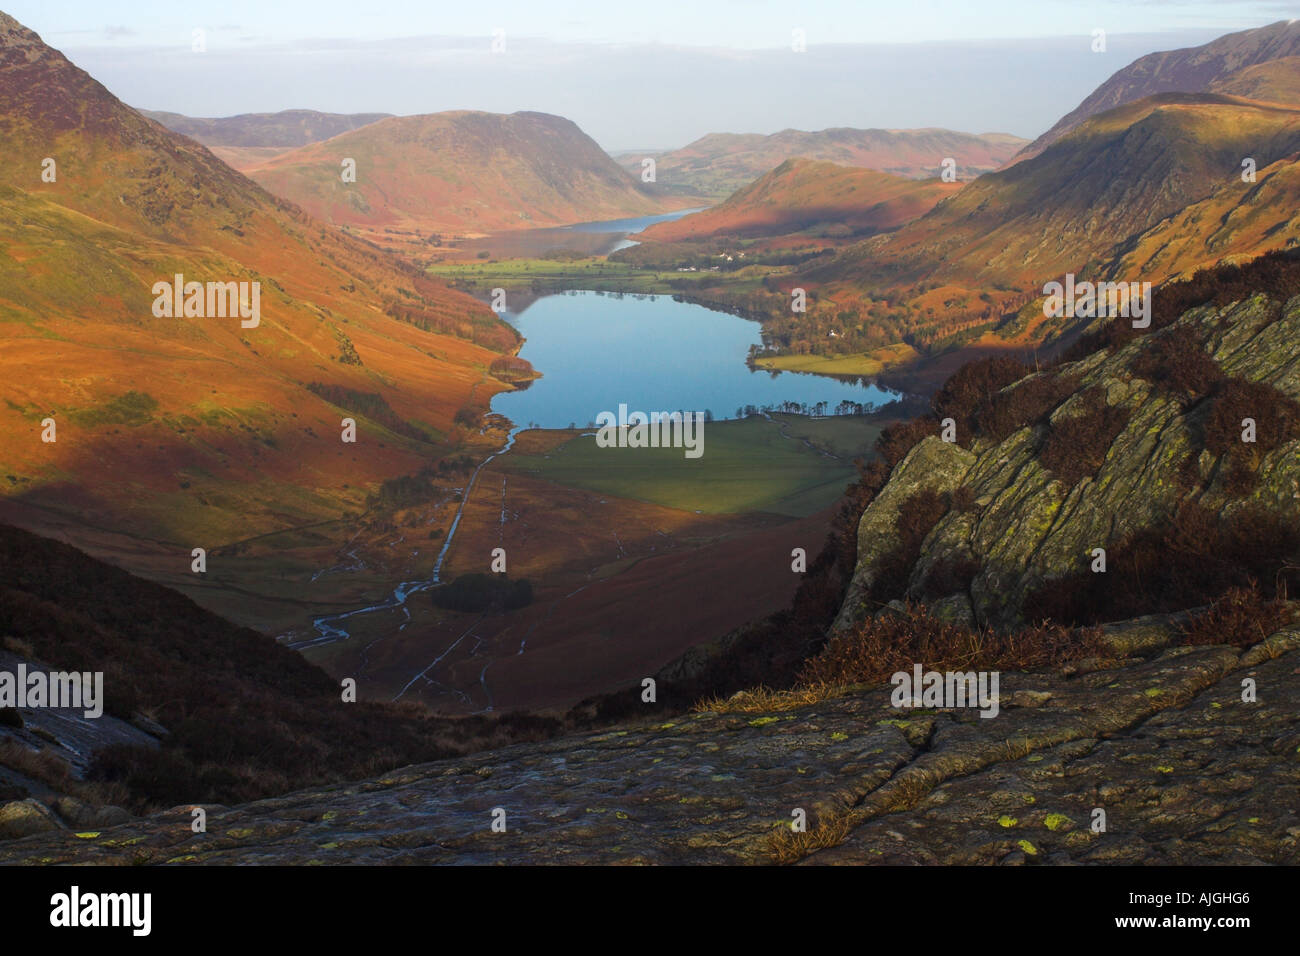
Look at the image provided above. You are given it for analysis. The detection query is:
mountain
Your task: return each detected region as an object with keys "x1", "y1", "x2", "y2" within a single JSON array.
[
  {"x1": 0, "y1": 521, "x2": 562, "y2": 818},
  {"x1": 139, "y1": 108, "x2": 394, "y2": 171},
  {"x1": 1016, "y1": 19, "x2": 1300, "y2": 162},
  {"x1": 240, "y1": 110, "x2": 686, "y2": 237},
  {"x1": 791, "y1": 90, "x2": 1300, "y2": 349},
  {"x1": 636, "y1": 158, "x2": 959, "y2": 243},
  {"x1": 0, "y1": 12, "x2": 518, "y2": 561},
  {"x1": 623, "y1": 127, "x2": 1028, "y2": 200}
]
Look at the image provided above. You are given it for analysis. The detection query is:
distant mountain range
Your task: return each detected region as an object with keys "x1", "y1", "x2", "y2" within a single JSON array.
[
  {"x1": 140, "y1": 108, "x2": 395, "y2": 172},
  {"x1": 620, "y1": 22, "x2": 1300, "y2": 365},
  {"x1": 618, "y1": 127, "x2": 1027, "y2": 200},
  {"x1": 812, "y1": 91, "x2": 1300, "y2": 293},
  {"x1": 139, "y1": 108, "x2": 395, "y2": 148}
]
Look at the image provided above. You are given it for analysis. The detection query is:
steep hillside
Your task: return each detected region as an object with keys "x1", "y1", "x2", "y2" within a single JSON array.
[
  {"x1": 0, "y1": 522, "x2": 559, "y2": 818},
  {"x1": 1092, "y1": 152, "x2": 1300, "y2": 282},
  {"x1": 787, "y1": 91, "x2": 1300, "y2": 351},
  {"x1": 1210, "y1": 55, "x2": 1300, "y2": 104},
  {"x1": 1017, "y1": 19, "x2": 1300, "y2": 162},
  {"x1": 0, "y1": 12, "x2": 519, "y2": 567},
  {"x1": 624, "y1": 127, "x2": 1026, "y2": 200},
  {"x1": 242, "y1": 110, "x2": 685, "y2": 237},
  {"x1": 637, "y1": 158, "x2": 959, "y2": 243}
]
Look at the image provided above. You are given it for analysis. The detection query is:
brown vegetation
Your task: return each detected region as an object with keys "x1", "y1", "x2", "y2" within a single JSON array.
[
  {"x1": 1178, "y1": 585, "x2": 1295, "y2": 648},
  {"x1": 868, "y1": 489, "x2": 949, "y2": 603},
  {"x1": 798, "y1": 603, "x2": 1106, "y2": 688},
  {"x1": 1037, "y1": 387, "x2": 1131, "y2": 487},
  {"x1": 1131, "y1": 332, "x2": 1224, "y2": 405},
  {"x1": 1060, "y1": 248, "x2": 1300, "y2": 361},
  {"x1": 930, "y1": 356, "x2": 1030, "y2": 446}
]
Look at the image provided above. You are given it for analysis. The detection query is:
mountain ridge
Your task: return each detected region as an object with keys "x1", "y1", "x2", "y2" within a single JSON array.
[
  {"x1": 624, "y1": 126, "x2": 1027, "y2": 200},
  {"x1": 1015, "y1": 19, "x2": 1300, "y2": 162}
]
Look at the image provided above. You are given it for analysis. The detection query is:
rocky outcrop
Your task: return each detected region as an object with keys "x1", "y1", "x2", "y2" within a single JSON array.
[
  {"x1": 0, "y1": 798, "x2": 62, "y2": 840},
  {"x1": 0, "y1": 613, "x2": 1294, "y2": 865},
  {"x1": 836, "y1": 293, "x2": 1300, "y2": 632}
]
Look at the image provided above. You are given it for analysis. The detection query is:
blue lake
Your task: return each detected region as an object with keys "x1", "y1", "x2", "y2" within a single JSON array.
[{"x1": 490, "y1": 290, "x2": 896, "y2": 429}]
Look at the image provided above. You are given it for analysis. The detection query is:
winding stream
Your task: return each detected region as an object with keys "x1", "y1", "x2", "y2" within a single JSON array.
[{"x1": 286, "y1": 428, "x2": 518, "y2": 651}]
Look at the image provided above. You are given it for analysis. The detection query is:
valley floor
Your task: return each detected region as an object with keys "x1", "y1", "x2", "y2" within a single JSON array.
[{"x1": 0, "y1": 413, "x2": 888, "y2": 715}]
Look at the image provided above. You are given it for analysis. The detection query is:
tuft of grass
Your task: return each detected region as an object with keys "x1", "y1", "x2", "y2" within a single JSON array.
[
  {"x1": 767, "y1": 807, "x2": 856, "y2": 865},
  {"x1": 696, "y1": 683, "x2": 846, "y2": 715}
]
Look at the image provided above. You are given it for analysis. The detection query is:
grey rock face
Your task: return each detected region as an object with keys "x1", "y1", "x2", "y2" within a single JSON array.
[{"x1": 837, "y1": 294, "x2": 1300, "y2": 632}]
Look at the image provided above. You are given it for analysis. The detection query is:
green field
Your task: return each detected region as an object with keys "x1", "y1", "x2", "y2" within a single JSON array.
[
  {"x1": 768, "y1": 413, "x2": 889, "y2": 461},
  {"x1": 752, "y1": 343, "x2": 919, "y2": 378},
  {"x1": 496, "y1": 415, "x2": 874, "y2": 517}
]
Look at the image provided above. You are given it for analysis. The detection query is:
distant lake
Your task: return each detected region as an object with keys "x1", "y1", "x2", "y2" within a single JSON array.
[
  {"x1": 455, "y1": 208, "x2": 703, "y2": 259},
  {"x1": 491, "y1": 291, "x2": 896, "y2": 429}
]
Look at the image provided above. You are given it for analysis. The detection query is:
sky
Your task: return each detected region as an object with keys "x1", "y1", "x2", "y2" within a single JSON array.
[{"x1": 10, "y1": 1, "x2": 1294, "y2": 149}]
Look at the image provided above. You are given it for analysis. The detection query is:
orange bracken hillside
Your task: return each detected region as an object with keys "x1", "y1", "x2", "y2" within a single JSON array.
[
  {"x1": 790, "y1": 90, "x2": 1300, "y2": 348},
  {"x1": 637, "y1": 159, "x2": 960, "y2": 244},
  {"x1": 1013, "y1": 19, "x2": 1300, "y2": 163},
  {"x1": 0, "y1": 11, "x2": 519, "y2": 548}
]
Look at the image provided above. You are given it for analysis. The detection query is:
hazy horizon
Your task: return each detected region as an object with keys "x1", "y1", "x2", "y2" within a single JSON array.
[{"x1": 8, "y1": 1, "x2": 1288, "y2": 150}]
